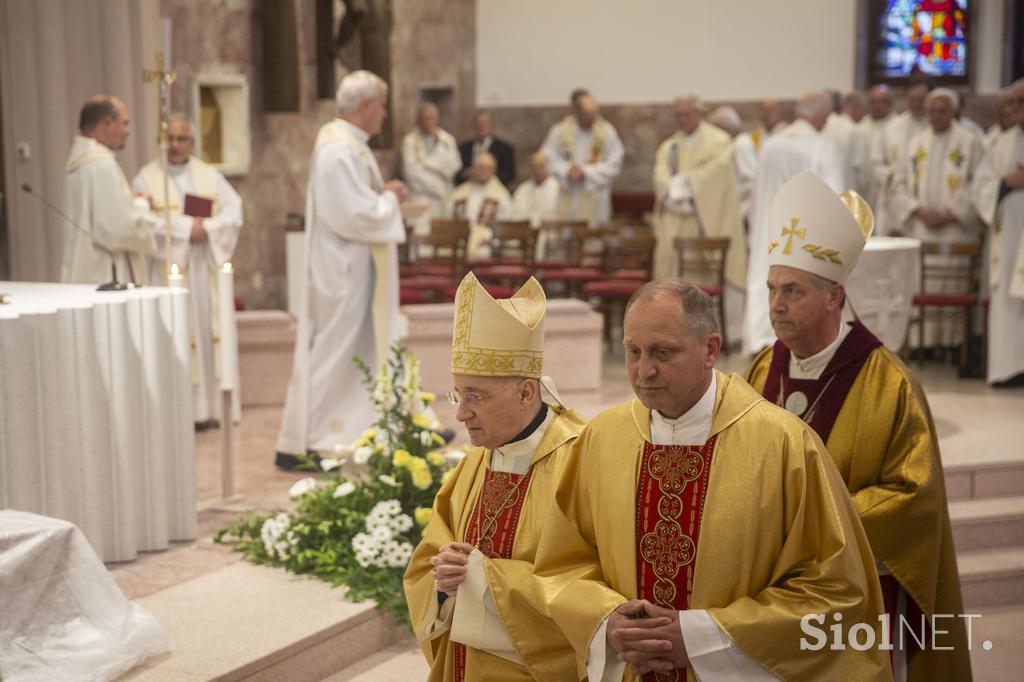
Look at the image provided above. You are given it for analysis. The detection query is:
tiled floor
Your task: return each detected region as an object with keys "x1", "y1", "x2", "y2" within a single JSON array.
[{"x1": 109, "y1": 350, "x2": 1024, "y2": 680}]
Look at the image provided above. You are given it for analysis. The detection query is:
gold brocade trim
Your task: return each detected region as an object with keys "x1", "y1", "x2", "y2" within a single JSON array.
[
  {"x1": 802, "y1": 243, "x2": 843, "y2": 264},
  {"x1": 450, "y1": 349, "x2": 543, "y2": 376}
]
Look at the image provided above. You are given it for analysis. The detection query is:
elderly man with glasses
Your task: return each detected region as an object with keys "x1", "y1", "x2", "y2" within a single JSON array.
[{"x1": 404, "y1": 272, "x2": 585, "y2": 681}]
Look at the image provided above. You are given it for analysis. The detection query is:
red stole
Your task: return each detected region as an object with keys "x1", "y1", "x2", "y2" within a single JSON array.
[
  {"x1": 453, "y1": 467, "x2": 535, "y2": 682},
  {"x1": 635, "y1": 437, "x2": 717, "y2": 682},
  {"x1": 760, "y1": 321, "x2": 882, "y2": 443}
]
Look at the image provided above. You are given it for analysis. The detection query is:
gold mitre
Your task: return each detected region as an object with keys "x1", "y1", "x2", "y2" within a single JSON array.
[
  {"x1": 450, "y1": 272, "x2": 546, "y2": 378},
  {"x1": 766, "y1": 170, "x2": 874, "y2": 284}
]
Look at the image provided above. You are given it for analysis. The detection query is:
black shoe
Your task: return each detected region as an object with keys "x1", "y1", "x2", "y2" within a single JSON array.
[
  {"x1": 275, "y1": 451, "x2": 321, "y2": 470},
  {"x1": 195, "y1": 419, "x2": 219, "y2": 432}
]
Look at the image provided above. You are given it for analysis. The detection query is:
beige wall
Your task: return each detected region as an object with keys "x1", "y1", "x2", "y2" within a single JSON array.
[{"x1": 0, "y1": 0, "x2": 161, "y2": 282}]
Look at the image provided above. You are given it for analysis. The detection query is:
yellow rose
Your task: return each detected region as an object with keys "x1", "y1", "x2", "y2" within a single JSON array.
[
  {"x1": 407, "y1": 456, "x2": 429, "y2": 473},
  {"x1": 362, "y1": 427, "x2": 379, "y2": 440},
  {"x1": 392, "y1": 449, "x2": 412, "y2": 468},
  {"x1": 414, "y1": 507, "x2": 433, "y2": 526},
  {"x1": 419, "y1": 392, "x2": 437, "y2": 404},
  {"x1": 412, "y1": 413, "x2": 431, "y2": 429},
  {"x1": 432, "y1": 432, "x2": 446, "y2": 445},
  {"x1": 427, "y1": 451, "x2": 446, "y2": 466},
  {"x1": 412, "y1": 468, "x2": 432, "y2": 490}
]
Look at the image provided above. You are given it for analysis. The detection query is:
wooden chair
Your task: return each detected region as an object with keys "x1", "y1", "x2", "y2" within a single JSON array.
[
  {"x1": 581, "y1": 231, "x2": 657, "y2": 349},
  {"x1": 399, "y1": 219, "x2": 470, "y2": 300},
  {"x1": 674, "y1": 236, "x2": 731, "y2": 352},
  {"x1": 909, "y1": 240, "x2": 981, "y2": 374},
  {"x1": 536, "y1": 222, "x2": 602, "y2": 297},
  {"x1": 470, "y1": 221, "x2": 536, "y2": 287}
]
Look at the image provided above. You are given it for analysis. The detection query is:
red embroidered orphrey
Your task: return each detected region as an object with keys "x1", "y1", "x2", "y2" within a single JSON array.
[
  {"x1": 453, "y1": 468, "x2": 535, "y2": 682},
  {"x1": 635, "y1": 437, "x2": 717, "y2": 682}
]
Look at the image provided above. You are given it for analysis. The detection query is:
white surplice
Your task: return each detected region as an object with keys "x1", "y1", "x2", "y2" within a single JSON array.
[
  {"x1": 541, "y1": 119, "x2": 624, "y2": 226},
  {"x1": 823, "y1": 112, "x2": 872, "y2": 198},
  {"x1": 277, "y1": 119, "x2": 406, "y2": 455},
  {"x1": 401, "y1": 128, "x2": 462, "y2": 221},
  {"x1": 131, "y1": 158, "x2": 244, "y2": 422},
  {"x1": 743, "y1": 120, "x2": 846, "y2": 355},
  {"x1": 62, "y1": 135, "x2": 156, "y2": 285},
  {"x1": 511, "y1": 176, "x2": 560, "y2": 228},
  {"x1": 733, "y1": 132, "x2": 759, "y2": 224},
  {"x1": 876, "y1": 112, "x2": 929, "y2": 235},
  {"x1": 859, "y1": 113, "x2": 896, "y2": 223},
  {"x1": 972, "y1": 125, "x2": 1024, "y2": 383}
]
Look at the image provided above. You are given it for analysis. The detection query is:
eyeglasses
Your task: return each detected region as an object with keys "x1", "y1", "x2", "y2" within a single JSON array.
[{"x1": 446, "y1": 388, "x2": 487, "y2": 407}]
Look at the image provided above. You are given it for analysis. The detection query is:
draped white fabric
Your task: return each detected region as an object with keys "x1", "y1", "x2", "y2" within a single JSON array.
[
  {"x1": 0, "y1": 282, "x2": 196, "y2": 562},
  {"x1": 844, "y1": 236, "x2": 921, "y2": 350}
]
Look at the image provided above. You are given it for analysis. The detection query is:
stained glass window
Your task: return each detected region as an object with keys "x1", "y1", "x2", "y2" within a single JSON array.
[{"x1": 875, "y1": 0, "x2": 969, "y2": 81}]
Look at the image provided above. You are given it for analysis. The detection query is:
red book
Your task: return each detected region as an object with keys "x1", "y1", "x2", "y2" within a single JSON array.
[{"x1": 183, "y1": 193, "x2": 214, "y2": 218}]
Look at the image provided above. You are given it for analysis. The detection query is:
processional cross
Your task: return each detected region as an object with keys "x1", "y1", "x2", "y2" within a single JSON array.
[{"x1": 143, "y1": 53, "x2": 177, "y2": 282}]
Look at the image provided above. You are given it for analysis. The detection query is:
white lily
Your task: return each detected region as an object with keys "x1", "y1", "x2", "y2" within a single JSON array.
[{"x1": 288, "y1": 477, "x2": 318, "y2": 498}]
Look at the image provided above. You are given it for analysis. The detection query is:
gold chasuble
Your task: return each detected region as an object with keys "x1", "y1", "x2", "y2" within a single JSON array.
[
  {"x1": 539, "y1": 371, "x2": 890, "y2": 681},
  {"x1": 652, "y1": 123, "x2": 748, "y2": 288},
  {"x1": 746, "y1": 333, "x2": 971, "y2": 681},
  {"x1": 404, "y1": 406, "x2": 585, "y2": 681},
  {"x1": 554, "y1": 115, "x2": 614, "y2": 223}
]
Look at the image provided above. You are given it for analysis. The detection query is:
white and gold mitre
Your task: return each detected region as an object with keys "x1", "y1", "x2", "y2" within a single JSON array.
[
  {"x1": 766, "y1": 170, "x2": 874, "y2": 284},
  {"x1": 450, "y1": 272, "x2": 545, "y2": 378}
]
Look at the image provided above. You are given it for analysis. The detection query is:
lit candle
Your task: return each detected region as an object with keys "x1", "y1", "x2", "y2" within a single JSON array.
[
  {"x1": 168, "y1": 263, "x2": 185, "y2": 288},
  {"x1": 219, "y1": 262, "x2": 238, "y2": 391}
]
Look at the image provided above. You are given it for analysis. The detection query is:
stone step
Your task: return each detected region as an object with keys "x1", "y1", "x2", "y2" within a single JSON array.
[
  {"x1": 945, "y1": 460, "x2": 1024, "y2": 501},
  {"x1": 117, "y1": 562, "x2": 403, "y2": 681},
  {"x1": 950, "y1": 495, "x2": 1024, "y2": 552},
  {"x1": 321, "y1": 639, "x2": 427, "y2": 681},
  {"x1": 958, "y1": 547, "x2": 1024, "y2": 610}
]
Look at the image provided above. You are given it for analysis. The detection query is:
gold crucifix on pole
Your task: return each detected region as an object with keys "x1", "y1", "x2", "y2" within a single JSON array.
[{"x1": 143, "y1": 53, "x2": 177, "y2": 283}]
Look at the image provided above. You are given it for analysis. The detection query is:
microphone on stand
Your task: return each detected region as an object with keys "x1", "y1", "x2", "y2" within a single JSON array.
[{"x1": 21, "y1": 183, "x2": 133, "y2": 291}]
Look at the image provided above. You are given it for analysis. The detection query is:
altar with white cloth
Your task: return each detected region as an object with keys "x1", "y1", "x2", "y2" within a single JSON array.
[
  {"x1": 844, "y1": 236, "x2": 922, "y2": 351},
  {"x1": 0, "y1": 282, "x2": 197, "y2": 562}
]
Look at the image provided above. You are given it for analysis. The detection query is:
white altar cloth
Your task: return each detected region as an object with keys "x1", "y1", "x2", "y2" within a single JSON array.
[
  {"x1": 0, "y1": 510, "x2": 168, "y2": 681},
  {"x1": 0, "y1": 282, "x2": 196, "y2": 562},
  {"x1": 845, "y1": 236, "x2": 922, "y2": 351}
]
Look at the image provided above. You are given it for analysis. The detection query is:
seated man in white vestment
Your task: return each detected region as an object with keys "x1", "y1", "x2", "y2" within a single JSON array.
[
  {"x1": 891, "y1": 88, "x2": 985, "y2": 351},
  {"x1": 973, "y1": 78, "x2": 1024, "y2": 386},
  {"x1": 131, "y1": 116, "x2": 244, "y2": 428},
  {"x1": 540, "y1": 89, "x2": 623, "y2": 226},
  {"x1": 276, "y1": 71, "x2": 408, "y2": 469},
  {"x1": 62, "y1": 95, "x2": 155, "y2": 285},
  {"x1": 402, "y1": 102, "x2": 462, "y2": 228},
  {"x1": 451, "y1": 152, "x2": 512, "y2": 261},
  {"x1": 743, "y1": 90, "x2": 845, "y2": 355},
  {"x1": 511, "y1": 151, "x2": 560, "y2": 228}
]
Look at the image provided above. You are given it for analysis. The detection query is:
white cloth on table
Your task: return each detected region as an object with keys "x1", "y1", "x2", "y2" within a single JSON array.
[
  {"x1": 845, "y1": 237, "x2": 922, "y2": 350},
  {"x1": 0, "y1": 282, "x2": 196, "y2": 562},
  {"x1": 0, "y1": 510, "x2": 168, "y2": 681},
  {"x1": 132, "y1": 160, "x2": 243, "y2": 423},
  {"x1": 277, "y1": 119, "x2": 406, "y2": 455},
  {"x1": 743, "y1": 119, "x2": 846, "y2": 355},
  {"x1": 62, "y1": 135, "x2": 157, "y2": 285}
]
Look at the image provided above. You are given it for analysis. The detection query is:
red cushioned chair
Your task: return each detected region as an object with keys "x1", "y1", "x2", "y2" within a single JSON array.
[
  {"x1": 581, "y1": 230, "x2": 657, "y2": 349},
  {"x1": 674, "y1": 236, "x2": 731, "y2": 352},
  {"x1": 909, "y1": 240, "x2": 981, "y2": 373},
  {"x1": 470, "y1": 221, "x2": 536, "y2": 287},
  {"x1": 399, "y1": 219, "x2": 469, "y2": 301},
  {"x1": 536, "y1": 222, "x2": 604, "y2": 297}
]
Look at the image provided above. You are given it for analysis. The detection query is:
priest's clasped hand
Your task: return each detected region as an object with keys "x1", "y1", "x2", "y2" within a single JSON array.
[
  {"x1": 568, "y1": 164, "x2": 585, "y2": 183},
  {"x1": 384, "y1": 179, "x2": 408, "y2": 203},
  {"x1": 430, "y1": 541, "x2": 474, "y2": 597},
  {"x1": 607, "y1": 599, "x2": 689, "y2": 675}
]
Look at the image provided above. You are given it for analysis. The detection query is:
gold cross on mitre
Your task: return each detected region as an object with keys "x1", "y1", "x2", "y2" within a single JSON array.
[
  {"x1": 142, "y1": 53, "x2": 177, "y2": 147},
  {"x1": 780, "y1": 218, "x2": 806, "y2": 254}
]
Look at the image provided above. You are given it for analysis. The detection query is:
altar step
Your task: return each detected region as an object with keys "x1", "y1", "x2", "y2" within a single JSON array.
[
  {"x1": 118, "y1": 562, "x2": 404, "y2": 682},
  {"x1": 946, "y1": 459, "x2": 1024, "y2": 502}
]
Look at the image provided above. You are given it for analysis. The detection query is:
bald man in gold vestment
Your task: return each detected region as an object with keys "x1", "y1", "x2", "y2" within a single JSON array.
[
  {"x1": 536, "y1": 280, "x2": 890, "y2": 681},
  {"x1": 745, "y1": 172, "x2": 970, "y2": 681},
  {"x1": 404, "y1": 273, "x2": 584, "y2": 681}
]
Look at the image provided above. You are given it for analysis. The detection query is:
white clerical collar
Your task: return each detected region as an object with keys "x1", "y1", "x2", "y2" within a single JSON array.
[
  {"x1": 789, "y1": 320, "x2": 851, "y2": 379},
  {"x1": 650, "y1": 371, "x2": 716, "y2": 446},
  {"x1": 168, "y1": 161, "x2": 189, "y2": 176},
  {"x1": 682, "y1": 127, "x2": 700, "y2": 147},
  {"x1": 492, "y1": 408, "x2": 555, "y2": 472},
  {"x1": 337, "y1": 118, "x2": 370, "y2": 144}
]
